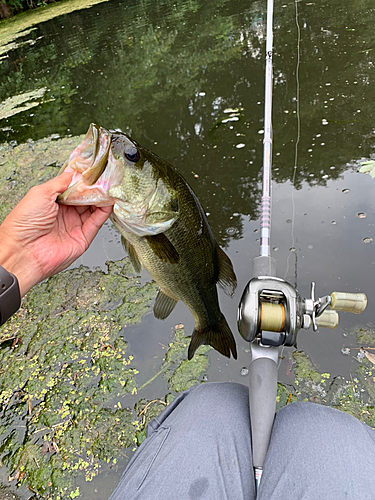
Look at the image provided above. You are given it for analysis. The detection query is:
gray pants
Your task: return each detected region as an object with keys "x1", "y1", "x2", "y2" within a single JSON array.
[{"x1": 110, "y1": 382, "x2": 375, "y2": 499}]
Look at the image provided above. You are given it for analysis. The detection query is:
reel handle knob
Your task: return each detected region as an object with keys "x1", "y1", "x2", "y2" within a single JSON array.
[
  {"x1": 330, "y1": 292, "x2": 367, "y2": 314},
  {"x1": 315, "y1": 309, "x2": 339, "y2": 329}
]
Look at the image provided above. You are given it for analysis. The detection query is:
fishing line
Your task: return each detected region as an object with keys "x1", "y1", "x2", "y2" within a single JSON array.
[
  {"x1": 279, "y1": 0, "x2": 301, "y2": 370},
  {"x1": 284, "y1": 0, "x2": 301, "y2": 283}
]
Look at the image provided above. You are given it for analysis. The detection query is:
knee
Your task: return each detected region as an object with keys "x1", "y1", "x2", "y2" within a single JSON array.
[
  {"x1": 166, "y1": 382, "x2": 250, "y2": 431},
  {"x1": 187, "y1": 382, "x2": 249, "y2": 414},
  {"x1": 274, "y1": 401, "x2": 361, "y2": 439}
]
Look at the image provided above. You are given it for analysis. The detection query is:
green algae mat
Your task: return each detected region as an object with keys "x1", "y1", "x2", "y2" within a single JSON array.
[
  {"x1": 0, "y1": 258, "x2": 209, "y2": 498},
  {"x1": 0, "y1": 0, "x2": 110, "y2": 58}
]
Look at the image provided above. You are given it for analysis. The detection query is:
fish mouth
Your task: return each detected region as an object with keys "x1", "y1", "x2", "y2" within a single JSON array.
[{"x1": 58, "y1": 123, "x2": 117, "y2": 206}]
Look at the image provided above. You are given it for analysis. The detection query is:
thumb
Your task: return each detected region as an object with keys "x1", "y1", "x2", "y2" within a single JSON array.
[{"x1": 38, "y1": 171, "x2": 75, "y2": 199}]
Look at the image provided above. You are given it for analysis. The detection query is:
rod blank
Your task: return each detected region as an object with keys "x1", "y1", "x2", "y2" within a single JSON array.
[{"x1": 260, "y1": 0, "x2": 274, "y2": 258}]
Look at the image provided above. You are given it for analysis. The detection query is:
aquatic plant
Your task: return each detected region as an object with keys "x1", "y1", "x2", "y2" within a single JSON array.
[{"x1": 0, "y1": 0, "x2": 108, "y2": 20}]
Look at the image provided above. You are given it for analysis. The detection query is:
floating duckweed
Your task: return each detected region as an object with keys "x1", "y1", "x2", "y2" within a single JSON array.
[
  {"x1": 290, "y1": 350, "x2": 375, "y2": 426},
  {"x1": 1, "y1": 271, "x2": 214, "y2": 498}
]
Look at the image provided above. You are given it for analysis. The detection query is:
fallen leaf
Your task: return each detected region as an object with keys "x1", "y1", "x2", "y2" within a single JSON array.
[
  {"x1": 359, "y1": 161, "x2": 375, "y2": 178},
  {"x1": 364, "y1": 350, "x2": 375, "y2": 365}
]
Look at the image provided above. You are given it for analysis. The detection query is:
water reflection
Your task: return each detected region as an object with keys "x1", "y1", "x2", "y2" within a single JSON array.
[{"x1": 1, "y1": 0, "x2": 374, "y2": 248}]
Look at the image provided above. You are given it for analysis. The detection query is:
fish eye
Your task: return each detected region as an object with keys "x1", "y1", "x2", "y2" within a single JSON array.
[{"x1": 124, "y1": 147, "x2": 140, "y2": 163}]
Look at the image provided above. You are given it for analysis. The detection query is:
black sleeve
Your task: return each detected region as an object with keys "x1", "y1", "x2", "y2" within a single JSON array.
[{"x1": 0, "y1": 265, "x2": 21, "y2": 326}]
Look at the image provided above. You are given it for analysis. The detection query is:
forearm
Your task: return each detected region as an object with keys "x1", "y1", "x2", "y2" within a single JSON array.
[{"x1": 0, "y1": 222, "x2": 27, "y2": 326}]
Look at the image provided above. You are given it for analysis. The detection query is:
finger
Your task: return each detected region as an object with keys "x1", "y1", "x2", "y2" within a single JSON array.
[
  {"x1": 75, "y1": 205, "x2": 92, "y2": 216},
  {"x1": 75, "y1": 206, "x2": 96, "y2": 224},
  {"x1": 38, "y1": 171, "x2": 75, "y2": 198},
  {"x1": 77, "y1": 205, "x2": 111, "y2": 219},
  {"x1": 81, "y1": 206, "x2": 113, "y2": 245},
  {"x1": 17, "y1": 172, "x2": 74, "y2": 220}
]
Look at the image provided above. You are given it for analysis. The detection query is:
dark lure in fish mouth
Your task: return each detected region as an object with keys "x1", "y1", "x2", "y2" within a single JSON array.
[{"x1": 58, "y1": 123, "x2": 238, "y2": 360}]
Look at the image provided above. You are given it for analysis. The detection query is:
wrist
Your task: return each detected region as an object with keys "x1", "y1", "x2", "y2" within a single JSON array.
[{"x1": 0, "y1": 229, "x2": 39, "y2": 297}]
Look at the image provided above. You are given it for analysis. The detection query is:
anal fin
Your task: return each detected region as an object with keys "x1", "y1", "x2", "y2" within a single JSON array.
[{"x1": 154, "y1": 289, "x2": 178, "y2": 320}]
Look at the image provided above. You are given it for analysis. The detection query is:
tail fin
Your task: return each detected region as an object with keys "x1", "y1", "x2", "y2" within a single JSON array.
[{"x1": 188, "y1": 314, "x2": 237, "y2": 360}]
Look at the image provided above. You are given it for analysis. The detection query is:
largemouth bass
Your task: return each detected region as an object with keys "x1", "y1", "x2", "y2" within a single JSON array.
[{"x1": 58, "y1": 123, "x2": 237, "y2": 360}]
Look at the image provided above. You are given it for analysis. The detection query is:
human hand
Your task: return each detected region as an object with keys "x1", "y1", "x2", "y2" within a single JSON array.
[{"x1": 0, "y1": 171, "x2": 112, "y2": 297}]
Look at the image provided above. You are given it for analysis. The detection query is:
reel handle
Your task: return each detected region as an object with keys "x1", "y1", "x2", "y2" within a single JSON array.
[
  {"x1": 315, "y1": 309, "x2": 339, "y2": 329},
  {"x1": 330, "y1": 292, "x2": 367, "y2": 314}
]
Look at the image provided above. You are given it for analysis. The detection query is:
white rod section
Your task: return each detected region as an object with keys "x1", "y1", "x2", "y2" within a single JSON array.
[{"x1": 260, "y1": 0, "x2": 274, "y2": 258}]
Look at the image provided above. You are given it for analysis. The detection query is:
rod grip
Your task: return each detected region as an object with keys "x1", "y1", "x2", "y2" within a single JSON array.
[
  {"x1": 315, "y1": 310, "x2": 339, "y2": 329},
  {"x1": 330, "y1": 292, "x2": 367, "y2": 314},
  {"x1": 249, "y1": 357, "x2": 277, "y2": 468}
]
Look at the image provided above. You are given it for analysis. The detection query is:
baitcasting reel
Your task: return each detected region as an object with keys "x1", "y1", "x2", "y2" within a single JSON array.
[
  {"x1": 237, "y1": 255, "x2": 368, "y2": 477},
  {"x1": 238, "y1": 274, "x2": 367, "y2": 347}
]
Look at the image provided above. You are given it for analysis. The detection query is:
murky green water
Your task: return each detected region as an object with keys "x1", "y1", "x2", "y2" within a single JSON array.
[{"x1": 1, "y1": 0, "x2": 375, "y2": 497}]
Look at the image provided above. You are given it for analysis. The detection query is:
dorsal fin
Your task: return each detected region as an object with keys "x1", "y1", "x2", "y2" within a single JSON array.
[{"x1": 216, "y1": 246, "x2": 237, "y2": 297}]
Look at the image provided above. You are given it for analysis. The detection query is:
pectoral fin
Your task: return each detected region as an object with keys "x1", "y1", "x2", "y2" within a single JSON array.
[
  {"x1": 154, "y1": 289, "x2": 178, "y2": 319},
  {"x1": 121, "y1": 236, "x2": 142, "y2": 274},
  {"x1": 216, "y1": 246, "x2": 237, "y2": 297},
  {"x1": 145, "y1": 234, "x2": 179, "y2": 264}
]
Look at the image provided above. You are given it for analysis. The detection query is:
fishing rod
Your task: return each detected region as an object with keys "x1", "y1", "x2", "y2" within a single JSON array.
[{"x1": 237, "y1": 0, "x2": 367, "y2": 493}]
